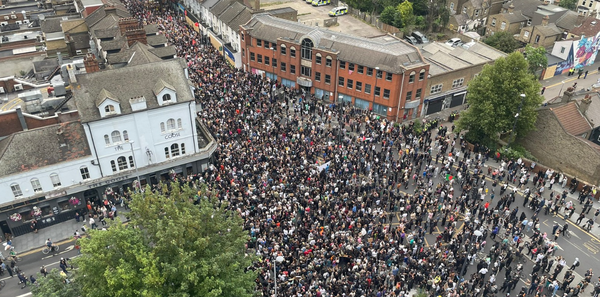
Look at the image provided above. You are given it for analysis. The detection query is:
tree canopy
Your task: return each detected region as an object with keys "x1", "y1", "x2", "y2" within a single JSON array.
[
  {"x1": 483, "y1": 31, "x2": 519, "y2": 53},
  {"x1": 32, "y1": 269, "x2": 82, "y2": 297},
  {"x1": 559, "y1": 0, "x2": 577, "y2": 10},
  {"x1": 43, "y1": 183, "x2": 256, "y2": 297},
  {"x1": 524, "y1": 45, "x2": 548, "y2": 78},
  {"x1": 456, "y1": 52, "x2": 544, "y2": 146}
]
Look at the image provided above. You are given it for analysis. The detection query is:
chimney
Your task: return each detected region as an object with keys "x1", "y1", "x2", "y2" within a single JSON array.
[
  {"x1": 254, "y1": 0, "x2": 260, "y2": 10},
  {"x1": 577, "y1": 13, "x2": 586, "y2": 27},
  {"x1": 580, "y1": 94, "x2": 592, "y2": 115},
  {"x1": 16, "y1": 107, "x2": 28, "y2": 131},
  {"x1": 84, "y1": 53, "x2": 100, "y2": 73},
  {"x1": 508, "y1": 3, "x2": 514, "y2": 13},
  {"x1": 125, "y1": 27, "x2": 147, "y2": 46},
  {"x1": 542, "y1": 15, "x2": 549, "y2": 26},
  {"x1": 543, "y1": 0, "x2": 550, "y2": 5},
  {"x1": 118, "y1": 17, "x2": 139, "y2": 36}
]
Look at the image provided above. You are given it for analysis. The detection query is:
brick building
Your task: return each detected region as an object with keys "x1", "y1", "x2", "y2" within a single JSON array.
[{"x1": 240, "y1": 14, "x2": 429, "y2": 121}]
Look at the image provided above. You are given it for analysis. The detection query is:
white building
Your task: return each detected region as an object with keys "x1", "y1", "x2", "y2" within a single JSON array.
[
  {"x1": 0, "y1": 58, "x2": 216, "y2": 237},
  {"x1": 577, "y1": 0, "x2": 600, "y2": 19}
]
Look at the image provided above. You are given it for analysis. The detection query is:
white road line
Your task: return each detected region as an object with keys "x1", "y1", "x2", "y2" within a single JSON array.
[{"x1": 16, "y1": 293, "x2": 31, "y2": 297}]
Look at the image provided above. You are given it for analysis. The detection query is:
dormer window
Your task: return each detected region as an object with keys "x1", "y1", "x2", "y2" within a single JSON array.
[
  {"x1": 105, "y1": 105, "x2": 115, "y2": 113},
  {"x1": 96, "y1": 89, "x2": 121, "y2": 117},
  {"x1": 153, "y1": 79, "x2": 177, "y2": 106},
  {"x1": 163, "y1": 94, "x2": 172, "y2": 102}
]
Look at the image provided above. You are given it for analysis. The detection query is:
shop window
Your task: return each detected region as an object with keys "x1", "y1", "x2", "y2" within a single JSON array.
[{"x1": 58, "y1": 200, "x2": 71, "y2": 211}]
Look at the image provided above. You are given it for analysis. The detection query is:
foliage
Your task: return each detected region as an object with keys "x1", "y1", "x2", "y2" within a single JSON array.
[
  {"x1": 498, "y1": 144, "x2": 537, "y2": 162},
  {"x1": 524, "y1": 45, "x2": 548, "y2": 77},
  {"x1": 73, "y1": 183, "x2": 256, "y2": 297},
  {"x1": 412, "y1": 120, "x2": 423, "y2": 135},
  {"x1": 559, "y1": 0, "x2": 577, "y2": 10},
  {"x1": 32, "y1": 269, "x2": 82, "y2": 297},
  {"x1": 397, "y1": 0, "x2": 415, "y2": 27},
  {"x1": 456, "y1": 52, "x2": 544, "y2": 145},
  {"x1": 380, "y1": 6, "x2": 403, "y2": 27},
  {"x1": 483, "y1": 31, "x2": 519, "y2": 53}
]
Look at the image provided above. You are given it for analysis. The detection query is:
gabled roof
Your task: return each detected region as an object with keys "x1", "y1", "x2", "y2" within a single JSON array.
[
  {"x1": 551, "y1": 101, "x2": 592, "y2": 136},
  {"x1": 144, "y1": 24, "x2": 159, "y2": 35},
  {"x1": 503, "y1": 0, "x2": 542, "y2": 18},
  {"x1": 148, "y1": 45, "x2": 177, "y2": 58},
  {"x1": 569, "y1": 16, "x2": 600, "y2": 37},
  {"x1": 95, "y1": 88, "x2": 118, "y2": 106},
  {"x1": 61, "y1": 19, "x2": 88, "y2": 33},
  {"x1": 153, "y1": 78, "x2": 176, "y2": 95},
  {"x1": 502, "y1": 11, "x2": 528, "y2": 23},
  {"x1": 85, "y1": 4, "x2": 130, "y2": 29},
  {"x1": 210, "y1": 0, "x2": 234, "y2": 16},
  {"x1": 535, "y1": 23, "x2": 563, "y2": 36},
  {"x1": 0, "y1": 121, "x2": 91, "y2": 176},
  {"x1": 146, "y1": 34, "x2": 167, "y2": 46},
  {"x1": 555, "y1": 10, "x2": 579, "y2": 30}
]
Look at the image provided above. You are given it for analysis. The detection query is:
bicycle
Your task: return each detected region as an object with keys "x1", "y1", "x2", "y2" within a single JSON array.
[
  {"x1": 7, "y1": 249, "x2": 21, "y2": 262},
  {"x1": 41, "y1": 245, "x2": 59, "y2": 255}
]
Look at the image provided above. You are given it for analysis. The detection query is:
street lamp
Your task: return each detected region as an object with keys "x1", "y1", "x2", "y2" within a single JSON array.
[
  {"x1": 128, "y1": 141, "x2": 143, "y2": 197},
  {"x1": 506, "y1": 93, "x2": 526, "y2": 149},
  {"x1": 558, "y1": 80, "x2": 566, "y2": 97},
  {"x1": 273, "y1": 255, "x2": 284, "y2": 296}
]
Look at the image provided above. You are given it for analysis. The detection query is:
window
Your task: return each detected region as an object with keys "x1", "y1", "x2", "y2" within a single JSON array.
[
  {"x1": 475, "y1": 9, "x2": 479, "y2": 17},
  {"x1": 406, "y1": 91, "x2": 412, "y2": 101},
  {"x1": 257, "y1": 54, "x2": 262, "y2": 63},
  {"x1": 271, "y1": 43, "x2": 277, "y2": 51},
  {"x1": 419, "y1": 69, "x2": 426, "y2": 81},
  {"x1": 31, "y1": 178, "x2": 42, "y2": 193},
  {"x1": 80, "y1": 166, "x2": 90, "y2": 180},
  {"x1": 111, "y1": 160, "x2": 117, "y2": 172},
  {"x1": 500, "y1": 21, "x2": 506, "y2": 30},
  {"x1": 375, "y1": 86, "x2": 381, "y2": 97},
  {"x1": 349, "y1": 63, "x2": 355, "y2": 71},
  {"x1": 416, "y1": 88, "x2": 422, "y2": 99},
  {"x1": 250, "y1": 52, "x2": 255, "y2": 61},
  {"x1": 167, "y1": 118, "x2": 176, "y2": 130},
  {"x1": 129, "y1": 156, "x2": 134, "y2": 168},
  {"x1": 181, "y1": 143, "x2": 186, "y2": 154},
  {"x1": 326, "y1": 56, "x2": 332, "y2": 67},
  {"x1": 409, "y1": 72, "x2": 415, "y2": 83},
  {"x1": 290, "y1": 65, "x2": 296, "y2": 74},
  {"x1": 386, "y1": 72, "x2": 393, "y2": 81},
  {"x1": 325, "y1": 74, "x2": 331, "y2": 84},
  {"x1": 315, "y1": 72, "x2": 321, "y2": 81},
  {"x1": 347, "y1": 79, "x2": 353, "y2": 89},
  {"x1": 340, "y1": 61, "x2": 346, "y2": 69},
  {"x1": 280, "y1": 45, "x2": 287, "y2": 55},
  {"x1": 356, "y1": 82, "x2": 362, "y2": 92},
  {"x1": 523, "y1": 31, "x2": 530, "y2": 38},
  {"x1": 50, "y1": 173, "x2": 61, "y2": 187},
  {"x1": 111, "y1": 131, "x2": 121, "y2": 143},
  {"x1": 535, "y1": 35, "x2": 540, "y2": 43},
  {"x1": 171, "y1": 143, "x2": 180, "y2": 157},
  {"x1": 560, "y1": 46, "x2": 565, "y2": 54},
  {"x1": 367, "y1": 67, "x2": 373, "y2": 76},
  {"x1": 462, "y1": 7, "x2": 467, "y2": 13},
  {"x1": 104, "y1": 135, "x2": 110, "y2": 145},
  {"x1": 316, "y1": 54, "x2": 322, "y2": 64},
  {"x1": 123, "y1": 130, "x2": 129, "y2": 141},
  {"x1": 164, "y1": 147, "x2": 170, "y2": 159},
  {"x1": 491, "y1": 18, "x2": 496, "y2": 26},
  {"x1": 358, "y1": 65, "x2": 364, "y2": 74},
  {"x1": 265, "y1": 56, "x2": 270, "y2": 65},
  {"x1": 117, "y1": 156, "x2": 128, "y2": 170},
  {"x1": 257, "y1": 39, "x2": 262, "y2": 46},
  {"x1": 527, "y1": 19, "x2": 532, "y2": 26},
  {"x1": 301, "y1": 38, "x2": 313, "y2": 60},
  {"x1": 160, "y1": 122, "x2": 166, "y2": 132},
  {"x1": 452, "y1": 78, "x2": 464, "y2": 88},
  {"x1": 365, "y1": 84, "x2": 371, "y2": 94},
  {"x1": 177, "y1": 119, "x2": 182, "y2": 129},
  {"x1": 376, "y1": 70, "x2": 382, "y2": 79},
  {"x1": 241, "y1": 33, "x2": 244, "y2": 41},
  {"x1": 431, "y1": 84, "x2": 443, "y2": 94},
  {"x1": 11, "y1": 183, "x2": 22, "y2": 197},
  {"x1": 163, "y1": 94, "x2": 172, "y2": 103},
  {"x1": 104, "y1": 105, "x2": 115, "y2": 113},
  {"x1": 273, "y1": 58, "x2": 277, "y2": 68},
  {"x1": 281, "y1": 62, "x2": 286, "y2": 72},
  {"x1": 301, "y1": 66, "x2": 311, "y2": 77},
  {"x1": 264, "y1": 41, "x2": 269, "y2": 49},
  {"x1": 450, "y1": 2, "x2": 454, "y2": 11},
  {"x1": 383, "y1": 89, "x2": 390, "y2": 99},
  {"x1": 290, "y1": 47, "x2": 296, "y2": 58},
  {"x1": 339, "y1": 77, "x2": 345, "y2": 87}
]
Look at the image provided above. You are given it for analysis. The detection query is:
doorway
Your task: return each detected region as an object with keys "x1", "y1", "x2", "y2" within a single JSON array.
[{"x1": 0, "y1": 221, "x2": 11, "y2": 241}]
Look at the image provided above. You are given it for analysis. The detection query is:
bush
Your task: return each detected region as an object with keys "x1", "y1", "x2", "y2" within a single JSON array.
[
  {"x1": 413, "y1": 120, "x2": 423, "y2": 135},
  {"x1": 498, "y1": 144, "x2": 537, "y2": 161}
]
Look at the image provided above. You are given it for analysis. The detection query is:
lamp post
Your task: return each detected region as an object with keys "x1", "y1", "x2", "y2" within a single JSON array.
[
  {"x1": 273, "y1": 255, "x2": 284, "y2": 297},
  {"x1": 506, "y1": 93, "x2": 526, "y2": 149},
  {"x1": 128, "y1": 141, "x2": 143, "y2": 197},
  {"x1": 373, "y1": 66, "x2": 380, "y2": 112},
  {"x1": 558, "y1": 80, "x2": 566, "y2": 97}
]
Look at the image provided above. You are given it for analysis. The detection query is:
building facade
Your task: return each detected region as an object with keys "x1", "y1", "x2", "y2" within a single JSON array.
[{"x1": 240, "y1": 14, "x2": 429, "y2": 121}]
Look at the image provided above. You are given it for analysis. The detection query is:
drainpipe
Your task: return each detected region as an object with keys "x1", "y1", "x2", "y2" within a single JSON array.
[
  {"x1": 333, "y1": 58, "x2": 340, "y2": 104},
  {"x1": 395, "y1": 69, "x2": 406, "y2": 122},
  {"x1": 189, "y1": 101, "x2": 198, "y2": 154},
  {"x1": 85, "y1": 123, "x2": 104, "y2": 177}
]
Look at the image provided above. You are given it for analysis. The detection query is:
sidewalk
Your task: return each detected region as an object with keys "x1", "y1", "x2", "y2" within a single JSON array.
[{"x1": 540, "y1": 64, "x2": 600, "y2": 104}]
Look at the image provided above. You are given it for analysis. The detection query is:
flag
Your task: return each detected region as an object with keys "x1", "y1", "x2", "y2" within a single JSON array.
[
  {"x1": 349, "y1": 70, "x2": 353, "y2": 75},
  {"x1": 446, "y1": 174, "x2": 453, "y2": 181}
]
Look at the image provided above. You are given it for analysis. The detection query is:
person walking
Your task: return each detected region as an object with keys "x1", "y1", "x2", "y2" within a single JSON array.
[
  {"x1": 571, "y1": 258, "x2": 580, "y2": 271},
  {"x1": 585, "y1": 70, "x2": 589, "y2": 79}
]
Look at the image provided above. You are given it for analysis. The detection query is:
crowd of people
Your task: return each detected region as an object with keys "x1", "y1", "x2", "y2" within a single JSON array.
[{"x1": 116, "y1": 1, "x2": 600, "y2": 296}]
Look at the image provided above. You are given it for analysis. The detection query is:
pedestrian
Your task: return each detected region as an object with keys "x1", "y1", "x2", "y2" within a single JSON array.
[
  {"x1": 585, "y1": 70, "x2": 589, "y2": 79},
  {"x1": 40, "y1": 265, "x2": 47, "y2": 277},
  {"x1": 571, "y1": 258, "x2": 580, "y2": 271},
  {"x1": 541, "y1": 86, "x2": 546, "y2": 94}
]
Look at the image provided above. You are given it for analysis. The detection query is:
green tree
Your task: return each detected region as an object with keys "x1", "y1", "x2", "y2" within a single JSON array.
[
  {"x1": 380, "y1": 6, "x2": 401, "y2": 26},
  {"x1": 412, "y1": 0, "x2": 429, "y2": 16},
  {"x1": 456, "y1": 52, "x2": 544, "y2": 145},
  {"x1": 32, "y1": 269, "x2": 82, "y2": 297},
  {"x1": 397, "y1": 0, "x2": 415, "y2": 27},
  {"x1": 559, "y1": 0, "x2": 577, "y2": 10},
  {"x1": 483, "y1": 31, "x2": 519, "y2": 53},
  {"x1": 73, "y1": 183, "x2": 256, "y2": 297},
  {"x1": 524, "y1": 44, "x2": 548, "y2": 78}
]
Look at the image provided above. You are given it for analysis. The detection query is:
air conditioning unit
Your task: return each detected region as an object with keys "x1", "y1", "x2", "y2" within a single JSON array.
[
  {"x1": 14, "y1": 84, "x2": 23, "y2": 91},
  {"x1": 3, "y1": 16, "x2": 9, "y2": 20},
  {"x1": 15, "y1": 21, "x2": 22, "y2": 25},
  {"x1": 10, "y1": 15, "x2": 17, "y2": 19},
  {"x1": 23, "y1": 19, "x2": 29, "y2": 24},
  {"x1": 0, "y1": 22, "x2": 7, "y2": 26}
]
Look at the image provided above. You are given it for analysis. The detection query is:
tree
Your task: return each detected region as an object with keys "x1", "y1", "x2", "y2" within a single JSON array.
[
  {"x1": 397, "y1": 0, "x2": 415, "y2": 27},
  {"x1": 559, "y1": 0, "x2": 577, "y2": 10},
  {"x1": 32, "y1": 269, "x2": 82, "y2": 297},
  {"x1": 524, "y1": 45, "x2": 548, "y2": 78},
  {"x1": 380, "y1": 6, "x2": 402, "y2": 27},
  {"x1": 73, "y1": 183, "x2": 256, "y2": 297},
  {"x1": 484, "y1": 31, "x2": 519, "y2": 53},
  {"x1": 456, "y1": 52, "x2": 544, "y2": 146}
]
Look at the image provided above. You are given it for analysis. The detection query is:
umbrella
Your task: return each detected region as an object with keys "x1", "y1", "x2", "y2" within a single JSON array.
[{"x1": 473, "y1": 230, "x2": 483, "y2": 237}]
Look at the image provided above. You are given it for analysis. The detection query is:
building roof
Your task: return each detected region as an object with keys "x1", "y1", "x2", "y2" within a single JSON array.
[
  {"x1": 421, "y1": 41, "x2": 507, "y2": 76},
  {"x1": 144, "y1": 23, "x2": 159, "y2": 35},
  {"x1": 569, "y1": 16, "x2": 600, "y2": 37},
  {"x1": 0, "y1": 121, "x2": 91, "y2": 176},
  {"x1": 224, "y1": 5, "x2": 252, "y2": 34},
  {"x1": 555, "y1": 10, "x2": 579, "y2": 30},
  {"x1": 503, "y1": 0, "x2": 543, "y2": 18},
  {"x1": 535, "y1": 23, "x2": 563, "y2": 36},
  {"x1": 502, "y1": 11, "x2": 528, "y2": 23},
  {"x1": 146, "y1": 34, "x2": 167, "y2": 46},
  {"x1": 148, "y1": 45, "x2": 177, "y2": 58},
  {"x1": 69, "y1": 33, "x2": 91, "y2": 50},
  {"x1": 202, "y1": 0, "x2": 219, "y2": 9},
  {"x1": 210, "y1": 0, "x2": 234, "y2": 16},
  {"x1": 551, "y1": 101, "x2": 592, "y2": 136},
  {"x1": 85, "y1": 4, "x2": 130, "y2": 29},
  {"x1": 101, "y1": 38, "x2": 123, "y2": 51},
  {"x1": 61, "y1": 18, "x2": 88, "y2": 33},
  {"x1": 243, "y1": 14, "x2": 425, "y2": 73},
  {"x1": 41, "y1": 18, "x2": 64, "y2": 33},
  {"x1": 73, "y1": 59, "x2": 194, "y2": 122},
  {"x1": 93, "y1": 27, "x2": 119, "y2": 39}
]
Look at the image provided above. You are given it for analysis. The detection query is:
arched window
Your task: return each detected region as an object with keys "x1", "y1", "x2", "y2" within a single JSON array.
[
  {"x1": 280, "y1": 44, "x2": 287, "y2": 55},
  {"x1": 181, "y1": 143, "x2": 186, "y2": 155},
  {"x1": 315, "y1": 53, "x2": 322, "y2": 64},
  {"x1": 117, "y1": 156, "x2": 128, "y2": 170},
  {"x1": 128, "y1": 156, "x2": 135, "y2": 168},
  {"x1": 301, "y1": 38, "x2": 313, "y2": 60},
  {"x1": 177, "y1": 118, "x2": 182, "y2": 129},
  {"x1": 290, "y1": 46, "x2": 296, "y2": 58},
  {"x1": 419, "y1": 69, "x2": 426, "y2": 81},
  {"x1": 409, "y1": 71, "x2": 416, "y2": 83},
  {"x1": 171, "y1": 143, "x2": 180, "y2": 157},
  {"x1": 10, "y1": 183, "x2": 22, "y2": 197},
  {"x1": 104, "y1": 105, "x2": 115, "y2": 113},
  {"x1": 123, "y1": 130, "x2": 129, "y2": 141},
  {"x1": 31, "y1": 178, "x2": 42, "y2": 192},
  {"x1": 326, "y1": 56, "x2": 332, "y2": 67},
  {"x1": 111, "y1": 131, "x2": 121, "y2": 143},
  {"x1": 110, "y1": 160, "x2": 117, "y2": 172},
  {"x1": 104, "y1": 134, "x2": 110, "y2": 145},
  {"x1": 163, "y1": 94, "x2": 172, "y2": 102},
  {"x1": 160, "y1": 122, "x2": 166, "y2": 132},
  {"x1": 50, "y1": 173, "x2": 61, "y2": 187},
  {"x1": 167, "y1": 119, "x2": 176, "y2": 130},
  {"x1": 164, "y1": 147, "x2": 170, "y2": 159}
]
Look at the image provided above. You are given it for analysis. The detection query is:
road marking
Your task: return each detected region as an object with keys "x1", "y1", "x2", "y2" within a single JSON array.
[
  {"x1": 64, "y1": 245, "x2": 74, "y2": 252},
  {"x1": 16, "y1": 293, "x2": 32, "y2": 297}
]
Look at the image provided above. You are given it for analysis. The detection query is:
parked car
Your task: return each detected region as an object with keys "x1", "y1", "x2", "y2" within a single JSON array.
[
  {"x1": 311, "y1": 0, "x2": 330, "y2": 6},
  {"x1": 445, "y1": 38, "x2": 462, "y2": 47},
  {"x1": 404, "y1": 36, "x2": 418, "y2": 45},
  {"x1": 328, "y1": 6, "x2": 348, "y2": 16},
  {"x1": 411, "y1": 31, "x2": 429, "y2": 44}
]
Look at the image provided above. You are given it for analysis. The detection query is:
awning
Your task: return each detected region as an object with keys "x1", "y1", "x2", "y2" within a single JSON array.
[
  {"x1": 405, "y1": 100, "x2": 420, "y2": 109},
  {"x1": 454, "y1": 91, "x2": 467, "y2": 96}
]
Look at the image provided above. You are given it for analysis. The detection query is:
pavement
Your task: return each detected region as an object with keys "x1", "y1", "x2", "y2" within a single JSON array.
[{"x1": 540, "y1": 63, "x2": 600, "y2": 104}]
